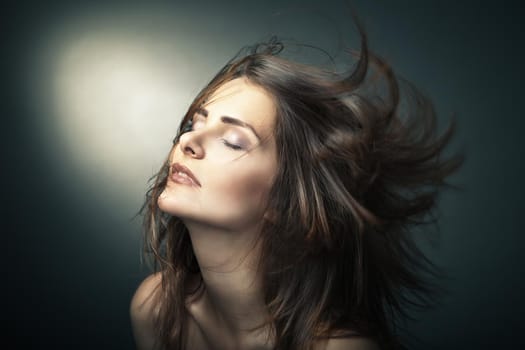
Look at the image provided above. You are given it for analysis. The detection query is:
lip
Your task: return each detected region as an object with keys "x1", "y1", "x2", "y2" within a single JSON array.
[{"x1": 170, "y1": 163, "x2": 201, "y2": 187}]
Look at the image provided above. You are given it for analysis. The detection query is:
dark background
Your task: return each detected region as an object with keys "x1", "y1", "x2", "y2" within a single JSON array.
[{"x1": 3, "y1": 0, "x2": 524, "y2": 349}]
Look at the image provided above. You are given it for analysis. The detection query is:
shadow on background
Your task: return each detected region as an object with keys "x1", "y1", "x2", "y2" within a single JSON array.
[{"x1": 3, "y1": 0, "x2": 524, "y2": 349}]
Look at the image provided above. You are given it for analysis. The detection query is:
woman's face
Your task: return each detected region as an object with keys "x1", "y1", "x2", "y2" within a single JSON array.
[{"x1": 158, "y1": 77, "x2": 278, "y2": 231}]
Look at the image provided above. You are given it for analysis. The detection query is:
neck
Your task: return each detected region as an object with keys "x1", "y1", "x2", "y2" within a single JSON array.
[{"x1": 185, "y1": 221, "x2": 270, "y2": 338}]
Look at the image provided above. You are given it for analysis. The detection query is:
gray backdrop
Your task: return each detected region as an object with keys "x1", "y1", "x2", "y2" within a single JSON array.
[{"x1": 4, "y1": 0, "x2": 523, "y2": 349}]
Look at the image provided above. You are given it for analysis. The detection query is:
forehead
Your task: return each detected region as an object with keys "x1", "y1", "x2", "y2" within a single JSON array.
[{"x1": 204, "y1": 78, "x2": 277, "y2": 138}]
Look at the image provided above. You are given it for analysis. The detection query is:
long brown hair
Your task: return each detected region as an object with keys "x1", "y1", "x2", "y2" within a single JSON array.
[{"x1": 139, "y1": 25, "x2": 463, "y2": 350}]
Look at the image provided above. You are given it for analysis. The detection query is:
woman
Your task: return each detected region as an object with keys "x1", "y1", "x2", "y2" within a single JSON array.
[{"x1": 130, "y1": 26, "x2": 463, "y2": 350}]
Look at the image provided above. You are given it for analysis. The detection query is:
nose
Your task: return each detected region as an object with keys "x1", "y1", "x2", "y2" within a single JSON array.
[{"x1": 177, "y1": 130, "x2": 205, "y2": 159}]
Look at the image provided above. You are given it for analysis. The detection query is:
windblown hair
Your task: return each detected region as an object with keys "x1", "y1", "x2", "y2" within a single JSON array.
[{"x1": 139, "y1": 25, "x2": 463, "y2": 350}]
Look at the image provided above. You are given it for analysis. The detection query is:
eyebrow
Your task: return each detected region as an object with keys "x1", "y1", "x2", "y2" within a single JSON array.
[{"x1": 196, "y1": 107, "x2": 261, "y2": 141}]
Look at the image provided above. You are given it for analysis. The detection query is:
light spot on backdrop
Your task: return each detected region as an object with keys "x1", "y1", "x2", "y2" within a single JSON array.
[{"x1": 52, "y1": 34, "x2": 186, "y2": 187}]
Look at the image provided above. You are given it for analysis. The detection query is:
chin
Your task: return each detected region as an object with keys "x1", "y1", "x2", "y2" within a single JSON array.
[
  {"x1": 157, "y1": 195, "x2": 200, "y2": 223},
  {"x1": 157, "y1": 190, "x2": 181, "y2": 215}
]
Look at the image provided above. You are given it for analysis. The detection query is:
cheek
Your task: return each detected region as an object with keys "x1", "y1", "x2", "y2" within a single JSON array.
[{"x1": 210, "y1": 162, "x2": 275, "y2": 212}]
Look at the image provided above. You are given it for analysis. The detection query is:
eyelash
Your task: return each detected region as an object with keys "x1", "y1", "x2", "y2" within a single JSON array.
[
  {"x1": 221, "y1": 139, "x2": 243, "y2": 151},
  {"x1": 175, "y1": 119, "x2": 244, "y2": 151}
]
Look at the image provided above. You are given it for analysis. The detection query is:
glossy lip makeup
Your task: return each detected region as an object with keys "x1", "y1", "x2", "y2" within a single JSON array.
[{"x1": 170, "y1": 162, "x2": 201, "y2": 187}]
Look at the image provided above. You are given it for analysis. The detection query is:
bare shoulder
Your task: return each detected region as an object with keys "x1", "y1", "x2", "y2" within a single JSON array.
[
  {"x1": 130, "y1": 272, "x2": 162, "y2": 350},
  {"x1": 130, "y1": 272, "x2": 162, "y2": 319},
  {"x1": 316, "y1": 336, "x2": 382, "y2": 350}
]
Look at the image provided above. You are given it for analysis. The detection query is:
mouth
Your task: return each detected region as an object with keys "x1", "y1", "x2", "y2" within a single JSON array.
[{"x1": 170, "y1": 163, "x2": 201, "y2": 187}]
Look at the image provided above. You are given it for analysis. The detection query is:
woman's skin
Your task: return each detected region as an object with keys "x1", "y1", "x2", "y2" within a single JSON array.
[{"x1": 131, "y1": 78, "x2": 380, "y2": 350}]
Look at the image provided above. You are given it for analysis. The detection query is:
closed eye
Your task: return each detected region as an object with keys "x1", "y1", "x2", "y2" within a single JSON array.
[{"x1": 221, "y1": 139, "x2": 244, "y2": 150}]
